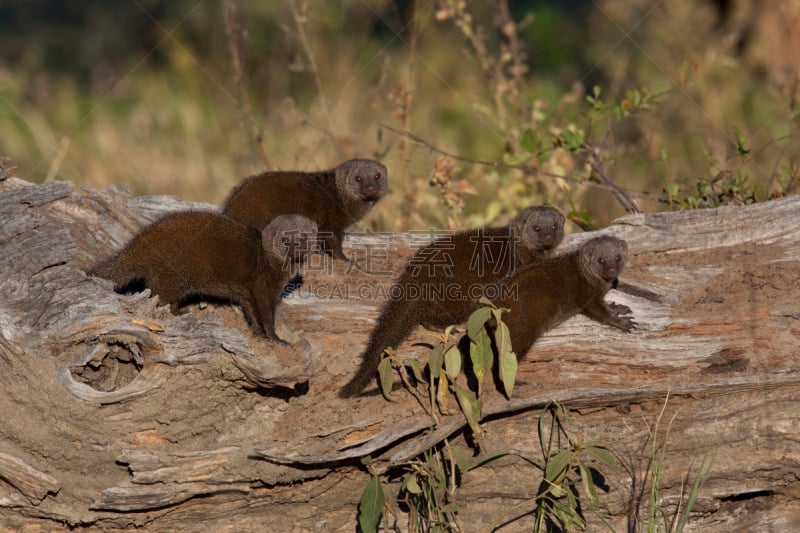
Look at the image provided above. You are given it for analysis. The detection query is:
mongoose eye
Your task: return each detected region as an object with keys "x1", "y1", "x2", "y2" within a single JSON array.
[
  {"x1": 533, "y1": 225, "x2": 541, "y2": 232},
  {"x1": 598, "y1": 258, "x2": 606, "y2": 264},
  {"x1": 374, "y1": 173, "x2": 381, "y2": 181},
  {"x1": 616, "y1": 255, "x2": 621, "y2": 262},
  {"x1": 355, "y1": 175, "x2": 362, "y2": 182},
  {"x1": 552, "y1": 224, "x2": 558, "y2": 230}
]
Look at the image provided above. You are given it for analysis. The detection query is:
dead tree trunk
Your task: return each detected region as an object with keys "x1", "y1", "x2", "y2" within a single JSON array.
[{"x1": 1, "y1": 174, "x2": 798, "y2": 531}]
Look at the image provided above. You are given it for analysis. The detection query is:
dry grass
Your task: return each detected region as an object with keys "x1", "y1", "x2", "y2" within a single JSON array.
[{"x1": 1, "y1": 0, "x2": 798, "y2": 231}]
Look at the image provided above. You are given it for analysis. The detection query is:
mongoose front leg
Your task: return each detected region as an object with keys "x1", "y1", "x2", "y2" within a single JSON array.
[{"x1": 582, "y1": 298, "x2": 636, "y2": 332}]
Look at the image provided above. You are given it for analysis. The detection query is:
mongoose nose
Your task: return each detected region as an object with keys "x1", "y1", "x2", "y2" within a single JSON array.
[{"x1": 542, "y1": 234, "x2": 553, "y2": 242}]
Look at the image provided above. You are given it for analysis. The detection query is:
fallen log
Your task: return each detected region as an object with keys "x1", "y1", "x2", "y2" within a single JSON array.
[{"x1": 1, "y1": 174, "x2": 798, "y2": 531}]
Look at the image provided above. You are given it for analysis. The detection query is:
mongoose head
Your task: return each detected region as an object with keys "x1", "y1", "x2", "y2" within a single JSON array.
[
  {"x1": 335, "y1": 159, "x2": 389, "y2": 202},
  {"x1": 579, "y1": 236, "x2": 628, "y2": 283},
  {"x1": 262, "y1": 215, "x2": 319, "y2": 264},
  {"x1": 514, "y1": 206, "x2": 565, "y2": 253}
]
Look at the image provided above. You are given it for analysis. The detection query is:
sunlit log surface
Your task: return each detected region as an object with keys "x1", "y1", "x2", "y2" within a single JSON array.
[{"x1": 1, "y1": 174, "x2": 798, "y2": 531}]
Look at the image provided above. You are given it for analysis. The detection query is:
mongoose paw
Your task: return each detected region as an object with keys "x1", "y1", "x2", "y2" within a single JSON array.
[
  {"x1": 608, "y1": 302, "x2": 633, "y2": 316},
  {"x1": 617, "y1": 316, "x2": 636, "y2": 332},
  {"x1": 263, "y1": 333, "x2": 291, "y2": 347}
]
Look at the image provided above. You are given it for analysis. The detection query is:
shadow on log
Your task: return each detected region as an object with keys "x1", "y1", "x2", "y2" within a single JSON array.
[{"x1": 1, "y1": 175, "x2": 799, "y2": 531}]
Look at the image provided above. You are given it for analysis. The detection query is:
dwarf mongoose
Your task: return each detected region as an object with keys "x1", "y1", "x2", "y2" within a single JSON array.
[
  {"x1": 90, "y1": 212, "x2": 318, "y2": 343},
  {"x1": 223, "y1": 159, "x2": 388, "y2": 261},
  {"x1": 339, "y1": 206, "x2": 565, "y2": 397},
  {"x1": 493, "y1": 235, "x2": 635, "y2": 358}
]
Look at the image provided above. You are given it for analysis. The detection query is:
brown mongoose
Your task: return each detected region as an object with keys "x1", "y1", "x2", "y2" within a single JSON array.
[
  {"x1": 90, "y1": 212, "x2": 318, "y2": 343},
  {"x1": 491, "y1": 235, "x2": 634, "y2": 358},
  {"x1": 339, "y1": 206, "x2": 565, "y2": 397},
  {"x1": 222, "y1": 159, "x2": 388, "y2": 261}
]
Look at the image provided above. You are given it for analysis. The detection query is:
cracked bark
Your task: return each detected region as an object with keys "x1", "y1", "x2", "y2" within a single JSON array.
[{"x1": 1, "y1": 175, "x2": 799, "y2": 531}]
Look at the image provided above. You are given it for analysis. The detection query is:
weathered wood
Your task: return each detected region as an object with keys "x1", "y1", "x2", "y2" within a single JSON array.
[
  {"x1": 1, "y1": 175, "x2": 799, "y2": 531},
  {"x1": 0, "y1": 452, "x2": 60, "y2": 502}
]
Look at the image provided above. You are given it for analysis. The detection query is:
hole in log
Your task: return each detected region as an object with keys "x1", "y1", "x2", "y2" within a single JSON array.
[
  {"x1": 70, "y1": 342, "x2": 143, "y2": 392},
  {"x1": 719, "y1": 489, "x2": 775, "y2": 502}
]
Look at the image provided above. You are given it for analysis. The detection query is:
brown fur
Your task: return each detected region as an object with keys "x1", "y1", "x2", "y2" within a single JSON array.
[
  {"x1": 495, "y1": 235, "x2": 635, "y2": 358},
  {"x1": 339, "y1": 206, "x2": 565, "y2": 397},
  {"x1": 90, "y1": 212, "x2": 317, "y2": 342},
  {"x1": 222, "y1": 159, "x2": 387, "y2": 260}
]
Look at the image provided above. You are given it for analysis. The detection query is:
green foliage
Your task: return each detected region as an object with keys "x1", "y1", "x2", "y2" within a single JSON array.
[
  {"x1": 491, "y1": 305, "x2": 517, "y2": 398},
  {"x1": 641, "y1": 396, "x2": 719, "y2": 533},
  {"x1": 358, "y1": 474, "x2": 386, "y2": 533},
  {"x1": 377, "y1": 351, "x2": 397, "y2": 402},
  {"x1": 362, "y1": 309, "x2": 719, "y2": 532},
  {"x1": 361, "y1": 303, "x2": 624, "y2": 531},
  {"x1": 398, "y1": 447, "x2": 457, "y2": 532},
  {"x1": 529, "y1": 402, "x2": 617, "y2": 532},
  {"x1": 586, "y1": 86, "x2": 658, "y2": 121},
  {"x1": 664, "y1": 160, "x2": 798, "y2": 209},
  {"x1": 467, "y1": 297, "x2": 513, "y2": 400}
]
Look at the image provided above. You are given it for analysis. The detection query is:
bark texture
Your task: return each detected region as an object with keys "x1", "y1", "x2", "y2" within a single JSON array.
[{"x1": 0, "y1": 175, "x2": 798, "y2": 531}]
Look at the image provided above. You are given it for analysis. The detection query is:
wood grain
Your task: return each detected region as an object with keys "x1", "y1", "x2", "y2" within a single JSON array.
[{"x1": 1, "y1": 176, "x2": 798, "y2": 531}]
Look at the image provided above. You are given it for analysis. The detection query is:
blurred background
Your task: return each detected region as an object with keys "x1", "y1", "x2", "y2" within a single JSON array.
[{"x1": 1, "y1": 0, "x2": 798, "y2": 230}]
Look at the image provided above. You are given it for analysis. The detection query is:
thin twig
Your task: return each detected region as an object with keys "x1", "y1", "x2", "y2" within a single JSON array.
[
  {"x1": 287, "y1": 0, "x2": 339, "y2": 158},
  {"x1": 380, "y1": 123, "x2": 660, "y2": 202},
  {"x1": 442, "y1": 438, "x2": 465, "y2": 531},
  {"x1": 579, "y1": 142, "x2": 642, "y2": 213},
  {"x1": 397, "y1": 359, "x2": 432, "y2": 417},
  {"x1": 224, "y1": 0, "x2": 271, "y2": 169}
]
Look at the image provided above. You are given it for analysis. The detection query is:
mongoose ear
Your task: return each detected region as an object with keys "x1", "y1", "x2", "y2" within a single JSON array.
[
  {"x1": 512, "y1": 207, "x2": 533, "y2": 235},
  {"x1": 261, "y1": 225, "x2": 278, "y2": 254},
  {"x1": 334, "y1": 160, "x2": 355, "y2": 181}
]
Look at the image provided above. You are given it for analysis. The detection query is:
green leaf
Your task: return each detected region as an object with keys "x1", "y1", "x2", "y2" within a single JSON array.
[
  {"x1": 442, "y1": 503, "x2": 460, "y2": 513},
  {"x1": 459, "y1": 449, "x2": 510, "y2": 474},
  {"x1": 443, "y1": 344, "x2": 461, "y2": 380},
  {"x1": 402, "y1": 472, "x2": 422, "y2": 495},
  {"x1": 545, "y1": 450, "x2": 571, "y2": 483},
  {"x1": 519, "y1": 128, "x2": 539, "y2": 153},
  {"x1": 454, "y1": 385, "x2": 483, "y2": 435},
  {"x1": 478, "y1": 296, "x2": 494, "y2": 307},
  {"x1": 451, "y1": 445, "x2": 472, "y2": 476},
  {"x1": 377, "y1": 357, "x2": 396, "y2": 401},
  {"x1": 490, "y1": 306, "x2": 502, "y2": 324},
  {"x1": 677, "y1": 444, "x2": 718, "y2": 531},
  {"x1": 552, "y1": 499, "x2": 585, "y2": 528},
  {"x1": 358, "y1": 475, "x2": 385, "y2": 533},
  {"x1": 666, "y1": 182, "x2": 680, "y2": 198},
  {"x1": 467, "y1": 306, "x2": 492, "y2": 338},
  {"x1": 407, "y1": 357, "x2": 424, "y2": 383},
  {"x1": 427, "y1": 343, "x2": 444, "y2": 379},
  {"x1": 733, "y1": 126, "x2": 750, "y2": 154},
  {"x1": 578, "y1": 463, "x2": 598, "y2": 505},
  {"x1": 561, "y1": 130, "x2": 584, "y2": 151},
  {"x1": 495, "y1": 321, "x2": 517, "y2": 398},
  {"x1": 437, "y1": 371, "x2": 450, "y2": 409},
  {"x1": 584, "y1": 443, "x2": 618, "y2": 471},
  {"x1": 469, "y1": 328, "x2": 493, "y2": 392}
]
